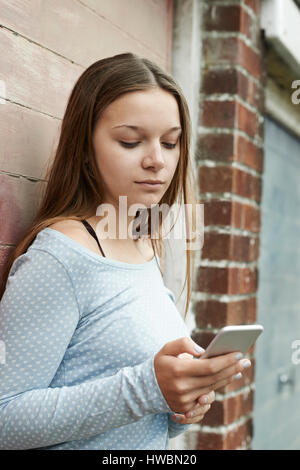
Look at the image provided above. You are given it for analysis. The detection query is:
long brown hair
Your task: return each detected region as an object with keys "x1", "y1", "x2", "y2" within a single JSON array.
[{"x1": 0, "y1": 52, "x2": 199, "y2": 318}]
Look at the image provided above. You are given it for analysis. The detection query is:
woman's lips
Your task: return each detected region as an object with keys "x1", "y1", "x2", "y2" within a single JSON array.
[{"x1": 135, "y1": 182, "x2": 163, "y2": 190}]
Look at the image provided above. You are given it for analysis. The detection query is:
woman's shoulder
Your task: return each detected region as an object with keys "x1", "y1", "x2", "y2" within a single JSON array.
[
  {"x1": 48, "y1": 219, "x2": 83, "y2": 238},
  {"x1": 47, "y1": 219, "x2": 102, "y2": 257}
]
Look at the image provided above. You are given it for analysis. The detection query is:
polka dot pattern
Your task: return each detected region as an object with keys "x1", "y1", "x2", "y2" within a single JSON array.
[{"x1": 0, "y1": 228, "x2": 191, "y2": 450}]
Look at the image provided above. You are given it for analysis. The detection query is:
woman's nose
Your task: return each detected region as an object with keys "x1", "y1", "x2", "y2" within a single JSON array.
[{"x1": 144, "y1": 143, "x2": 165, "y2": 168}]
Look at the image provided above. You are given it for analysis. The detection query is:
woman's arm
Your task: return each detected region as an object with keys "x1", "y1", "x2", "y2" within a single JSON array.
[{"x1": 0, "y1": 250, "x2": 172, "y2": 450}]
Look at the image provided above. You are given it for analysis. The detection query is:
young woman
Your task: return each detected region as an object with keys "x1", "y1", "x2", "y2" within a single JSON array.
[{"x1": 0, "y1": 53, "x2": 250, "y2": 450}]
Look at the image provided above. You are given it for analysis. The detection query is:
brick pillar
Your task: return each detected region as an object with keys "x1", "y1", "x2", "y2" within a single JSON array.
[{"x1": 190, "y1": 0, "x2": 266, "y2": 450}]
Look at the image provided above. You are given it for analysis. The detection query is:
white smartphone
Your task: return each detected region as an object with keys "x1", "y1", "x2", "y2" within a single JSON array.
[{"x1": 200, "y1": 324, "x2": 264, "y2": 359}]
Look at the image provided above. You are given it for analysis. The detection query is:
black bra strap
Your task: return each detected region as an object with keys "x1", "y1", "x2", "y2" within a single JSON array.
[{"x1": 81, "y1": 220, "x2": 106, "y2": 257}]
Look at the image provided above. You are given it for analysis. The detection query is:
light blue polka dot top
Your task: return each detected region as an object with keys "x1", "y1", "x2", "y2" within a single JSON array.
[{"x1": 0, "y1": 227, "x2": 192, "y2": 450}]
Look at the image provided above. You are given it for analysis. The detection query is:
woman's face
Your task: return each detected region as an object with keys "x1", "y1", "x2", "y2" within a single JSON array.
[{"x1": 92, "y1": 88, "x2": 182, "y2": 211}]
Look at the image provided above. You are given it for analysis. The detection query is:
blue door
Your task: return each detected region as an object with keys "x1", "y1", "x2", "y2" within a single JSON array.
[{"x1": 252, "y1": 116, "x2": 300, "y2": 449}]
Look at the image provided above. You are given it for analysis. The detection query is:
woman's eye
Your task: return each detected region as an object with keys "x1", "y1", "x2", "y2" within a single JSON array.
[
  {"x1": 120, "y1": 141, "x2": 140, "y2": 148},
  {"x1": 163, "y1": 143, "x2": 177, "y2": 149},
  {"x1": 119, "y1": 141, "x2": 177, "y2": 149}
]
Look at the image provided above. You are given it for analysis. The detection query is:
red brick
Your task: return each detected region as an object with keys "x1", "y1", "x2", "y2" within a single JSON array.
[
  {"x1": 238, "y1": 72, "x2": 264, "y2": 112},
  {"x1": 199, "y1": 166, "x2": 233, "y2": 193},
  {"x1": 201, "y1": 68, "x2": 238, "y2": 95},
  {"x1": 193, "y1": 297, "x2": 257, "y2": 328},
  {"x1": 203, "y1": 36, "x2": 262, "y2": 80},
  {"x1": 226, "y1": 418, "x2": 253, "y2": 449},
  {"x1": 200, "y1": 102, "x2": 253, "y2": 144},
  {"x1": 238, "y1": 70, "x2": 253, "y2": 105},
  {"x1": 199, "y1": 166, "x2": 262, "y2": 203},
  {"x1": 237, "y1": 135, "x2": 264, "y2": 173},
  {"x1": 201, "y1": 232, "x2": 259, "y2": 262},
  {"x1": 204, "y1": 5, "x2": 241, "y2": 33},
  {"x1": 197, "y1": 132, "x2": 263, "y2": 172},
  {"x1": 201, "y1": 68, "x2": 264, "y2": 113},
  {"x1": 243, "y1": 204, "x2": 261, "y2": 232},
  {"x1": 238, "y1": 38, "x2": 262, "y2": 79},
  {"x1": 196, "y1": 266, "x2": 258, "y2": 295},
  {"x1": 186, "y1": 429, "x2": 224, "y2": 450},
  {"x1": 197, "y1": 133, "x2": 235, "y2": 163},
  {"x1": 239, "y1": 266, "x2": 258, "y2": 294},
  {"x1": 203, "y1": 36, "x2": 239, "y2": 65},
  {"x1": 201, "y1": 100, "x2": 235, "y2": 128},
  {"x1": 201, "y1": 389, "x2": 254, "y2": 426},
  {"x1": 204, "y1": 5, "x2": 253, "y2": 42},
  {"x1": 248, "y1": 236, "x2": 260, "y2": 260},
  {"x1": 203, "y1": 200, "x2": 237, "y2": 226},
  {"x1": 237, "y1": 101, "x2": 260, "y2": 137},
  {"x1": 196, "y1": 266, "x2": 232, "y2": 294},
  {"x1": 203, "y1": 199, "x2": 260, "y2": 233},
  {"x1": 233, "y1": 167, "x2": 262, "y2": 203},
  {"x1": 201, "y1": 232, "x2": 230, "y2": 260},
  {"x1": 188, "y1": 417, "x2": 253, "y2": 450}
]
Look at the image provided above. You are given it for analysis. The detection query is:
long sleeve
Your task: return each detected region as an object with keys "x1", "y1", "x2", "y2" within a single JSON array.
[
  {"x1": 168, "y1": 415, "x2": 192, "y2": 439},
  {"x1": 0, "y1": 250, "x2": 173, "y2": 450}
]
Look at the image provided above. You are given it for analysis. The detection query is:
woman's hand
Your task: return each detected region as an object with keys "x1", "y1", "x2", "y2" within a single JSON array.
[
  {"x1": 154, "y1": 337, "x2": 250, "y2": 417},
  {"x1": 174, "y1": 351, "x2": 215, "y2": 424},
  {"x1": 171, "y1": 390, "x2": 215, "y2": 424}
]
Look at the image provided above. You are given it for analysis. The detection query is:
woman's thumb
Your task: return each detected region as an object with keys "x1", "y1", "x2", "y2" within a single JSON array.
[{"x1": 162, "y1": 337, "x2": 205, "y2": 358}]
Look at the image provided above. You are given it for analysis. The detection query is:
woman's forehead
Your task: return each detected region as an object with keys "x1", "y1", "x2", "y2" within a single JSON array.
[
  {"x1": 99, "y1": 90, "x2": 181, "y2": 129},
  {"x1": 114, "y1": 88, "x2": 176, "y2": 109}
]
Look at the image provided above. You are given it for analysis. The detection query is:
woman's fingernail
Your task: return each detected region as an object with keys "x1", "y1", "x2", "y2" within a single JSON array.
[
  {"x1": 235, "y1": 352, "x2": 243, "y2": 360},
  {"x1": 241, "y1": 359, "x2": 251, "y2": 369},
  {"x1": 234, "y1": 372, "x2": 242, "y2": 380},
  {"x1": 201, "y1": 395, "x2": 208, "y2": 404}
]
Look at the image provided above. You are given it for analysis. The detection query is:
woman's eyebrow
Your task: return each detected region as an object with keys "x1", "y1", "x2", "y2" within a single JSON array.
[{"x1": 112, "y1": 125, "x2": 182, "y2": 133}]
